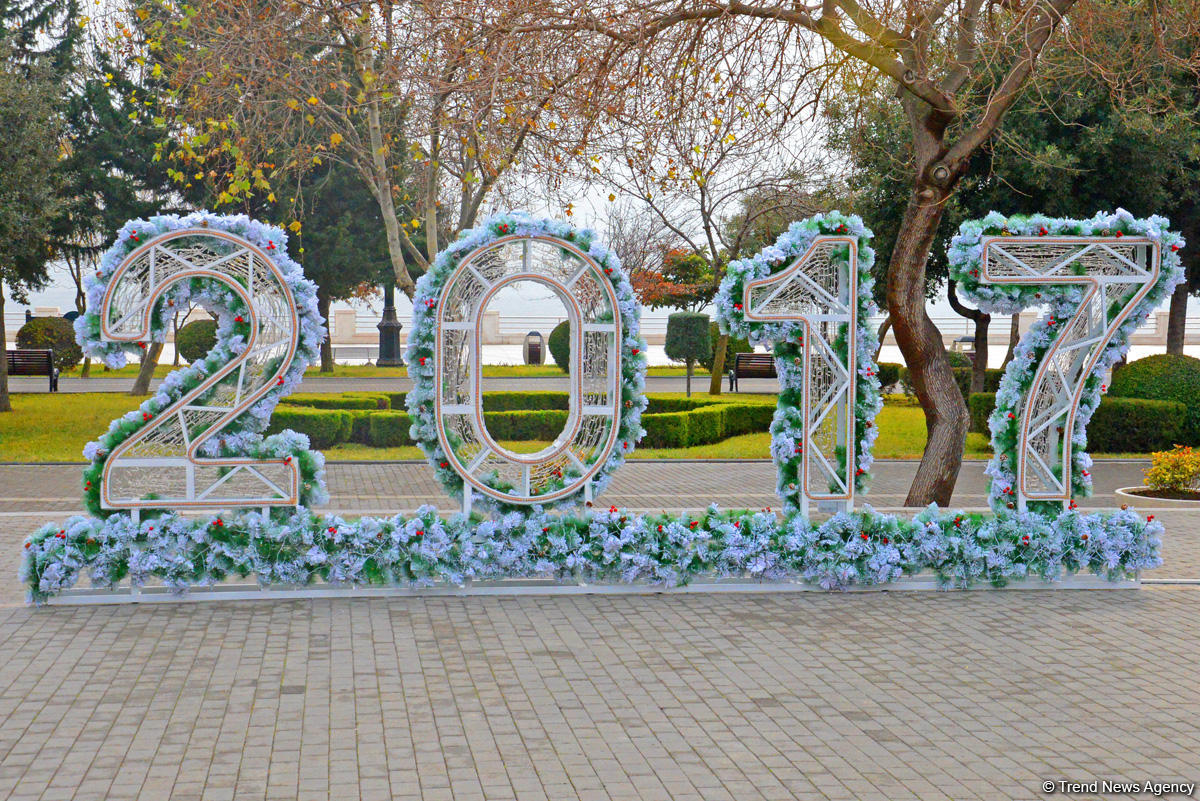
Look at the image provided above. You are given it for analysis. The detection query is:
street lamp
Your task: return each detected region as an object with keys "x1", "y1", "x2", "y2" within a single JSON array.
[{"x1": 377, "y1": 278, "x2": 403, "y2": 366}]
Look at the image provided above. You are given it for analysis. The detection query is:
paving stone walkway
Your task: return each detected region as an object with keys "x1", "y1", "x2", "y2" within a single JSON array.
[{"x1": 1, "y1": 460, "x2": 1199, "y2": 800}]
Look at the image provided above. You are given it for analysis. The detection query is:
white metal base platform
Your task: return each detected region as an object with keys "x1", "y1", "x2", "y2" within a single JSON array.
[{"x1": 41, "y1": 573, "x2": 1140, "y2": 605}]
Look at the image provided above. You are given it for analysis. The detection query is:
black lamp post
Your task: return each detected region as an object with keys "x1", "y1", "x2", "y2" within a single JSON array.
[{"x1": 377, "y1": 279, "x2": 404, "y2": 366}]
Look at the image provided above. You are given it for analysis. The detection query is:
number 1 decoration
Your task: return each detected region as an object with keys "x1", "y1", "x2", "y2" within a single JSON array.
[
  {"x1": 20, "y1": 210, "x2": 1175, "y2": 601},
  {"x1": 715, "y1": 212, "x2": 882, "y2": 516}
]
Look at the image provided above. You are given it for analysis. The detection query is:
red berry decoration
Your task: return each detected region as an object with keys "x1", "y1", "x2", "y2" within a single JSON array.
[{"x1": 631, "y1": 348, "x2": 639, "y2": 355}]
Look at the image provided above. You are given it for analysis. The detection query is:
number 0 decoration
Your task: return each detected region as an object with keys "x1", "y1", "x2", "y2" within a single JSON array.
[
  {"x1": 21, "y1": 211, "x2": 1173, "y2": 602},
  {"x1": 405, "y1": 213, "x2": 648, "y2": 511}
]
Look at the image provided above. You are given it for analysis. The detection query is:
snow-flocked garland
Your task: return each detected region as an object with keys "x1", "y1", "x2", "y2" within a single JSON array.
[
  {"x1": 73, "y1": 213, "x2": 330, "y2": 516},
  {"x1": 949, "y1": 210, "x2": 1185, "y2": 513},
  {"x1": 20, "y1": 503, "x2": 1160, "y2": 602},
  {"x1": 714, "y1": 211, "x2": 883, "y2": 513},
  {"x1": 404, "y1": 212, "x2": 648, "y2": 511}
]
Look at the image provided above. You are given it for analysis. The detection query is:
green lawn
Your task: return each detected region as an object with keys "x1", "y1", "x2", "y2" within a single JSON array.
[
  {"x1": 0, "y1": 390, "x2": 1143, "y2": 462},
  {"x1": 1, "y1": 390, "x2": 974, "y2": 462}
]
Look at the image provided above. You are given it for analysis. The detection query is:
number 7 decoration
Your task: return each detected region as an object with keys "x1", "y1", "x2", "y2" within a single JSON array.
[
  {"x1": 951, "y1": 210, "x2": 1185, "y2": 514},
  {"x1": 715, "y1": 212, "x2": 883, "y2": 517}
]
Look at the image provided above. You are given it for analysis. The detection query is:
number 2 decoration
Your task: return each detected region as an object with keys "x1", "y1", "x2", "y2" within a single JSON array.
[
  {"x1": 715, "y1": 212, "x2": 883, "y2": 516},
  {"x1": 950, "y1": 211, "x2": 1185, "y2": 513},
  {"x1": 74, "y1": 214, "x2": 327, "y2": 517}
]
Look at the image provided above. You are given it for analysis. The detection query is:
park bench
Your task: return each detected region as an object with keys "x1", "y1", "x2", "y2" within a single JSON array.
[
  {"x1": 6, "y1": 349, "x2": 59, "y2": 392},
  {"x1": 727, "y1": 352, "x2": 776, "y2": 392}
]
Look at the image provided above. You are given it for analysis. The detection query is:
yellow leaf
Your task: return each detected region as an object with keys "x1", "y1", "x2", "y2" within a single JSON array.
[
  {"x1": 307, "y1": 96, "x2": 319, "y2": 105},
  {"x1": 608, "y1": 194, "x2": 616, "y2": 202},
  {"x1": 267, "y1": 192, "x2": 276, "y2": 203},
  {"x1": 288, "y1": 221, "x2": 302, "y2": 233},
  {"x1": 330, "y1": 132, "x2": 343, "y2": 146}
]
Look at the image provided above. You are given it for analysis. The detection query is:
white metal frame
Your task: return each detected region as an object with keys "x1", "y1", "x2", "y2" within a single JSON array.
[
  {"x1": 980, "y1": 236, "x2": 1160, "y2": 509},
  {"x1": 43, "y1": 572, "x2": 1139, "y2": 605},
  {"x1": 743, "y1": 237, "x2": 859, "y2": 517},
  {"x1": 98, "y1": 229, "x2": 302, "y2": 510},
  {"x1": 434, "y1": 235, "x2": 623, "y2": 510}
]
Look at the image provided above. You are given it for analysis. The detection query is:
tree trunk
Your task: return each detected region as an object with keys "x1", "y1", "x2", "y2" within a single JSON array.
[
  {"x1": 364, "y1": 92, "x2": 416, "y2": 300},
  {"x1": 1167, "y1": 281, "x2": 1188, "y2": 355},
  {"x1": 317, "y1": 291, "x2": 334, "y2": 373},
  {"x1": 0, "y1": 281, "x2": 10, "y2": 413},
  {"x1": 80, "y1": 358, "x2": 91, "y2": 378},
  {"x1": 946, "y1": 280, "x2": 989, "y2": 393},
  {"x1": 970, "y1": 313, "x2": 989, "y2": 394},
  {"x1": 1002, "y1": 313, "x2": 1020, "y2": 368},
  {"x1": 708, "y1": 333, "x2": 728, "y2": 395},
  {"x1": 130, "y1": 342, "x2": 163, "y2": 396},
  {"x1": 888, "y1": 189, "x2": 968, "y2": 507},
  {"x1": 874, "y1": 315, "x2": 891, "y2": 362},
  {"x1": 685, "y1": 358, "x2": 693, "y2": 397},
  {"x1": 172, "y1": 312, "x2": 181, "y2": 366}
]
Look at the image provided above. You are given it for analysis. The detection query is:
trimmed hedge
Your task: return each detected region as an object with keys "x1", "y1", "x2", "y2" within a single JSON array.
[
  {"x1": 1109, "y1": 354, "x2": 1200, "y2": 444},
  {"x1": 267, "y1": 407, "x2": 352, "y2": 449},
  {"x1": 481, "y1": 391, "x2": 570, "y2": 411},
  {"x1": 367, "y1": 412, "x2": 414, "y2": 447},
  {"x1": 548, "y1": 320, "x2": 570, "y2": 372},
  {"x1": 483, "y1": 409, "x2": 570, "y2": 441},
  {"x1": 876, "y1": 362, "x2": 902, "y2": 390},
  {"x1": 284, "y1": 392, "x2": 391, "y2": 410},
  {"x1": 968, "y1": 392, "x2": 1186, "y2": 453},
  {"x1": 175, "y1": 319, "x2": 218, "y2": 363},
  {"x1": 271, "y1": 391, "x2": 777, "y2": 450}
]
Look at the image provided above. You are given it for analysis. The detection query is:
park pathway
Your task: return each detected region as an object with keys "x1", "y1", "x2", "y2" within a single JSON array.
[{"x1": 1, "y1": 459, "x2": 1199, "y2": 800}]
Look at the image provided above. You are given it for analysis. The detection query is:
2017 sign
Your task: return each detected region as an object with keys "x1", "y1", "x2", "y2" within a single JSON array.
[{"x1": 19, "y1": 209, "x2": 1179, "y2": 601}]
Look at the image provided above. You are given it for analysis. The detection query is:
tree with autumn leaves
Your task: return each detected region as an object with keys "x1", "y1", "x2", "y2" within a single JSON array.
[{"x1": 136, "y1": 0, "x2": 598, "y2": 299}]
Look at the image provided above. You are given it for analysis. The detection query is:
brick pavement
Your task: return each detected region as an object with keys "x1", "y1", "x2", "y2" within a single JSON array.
[
  {"x1": 0, "y1": 589, "x2": 1198, "y2": 800},
  {"x1": 2, "y1": 460, "x2": 1200, "y2": 800}
]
